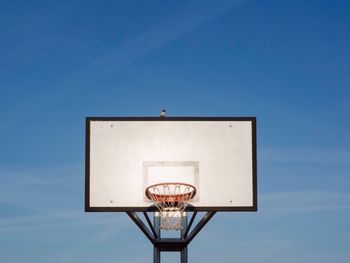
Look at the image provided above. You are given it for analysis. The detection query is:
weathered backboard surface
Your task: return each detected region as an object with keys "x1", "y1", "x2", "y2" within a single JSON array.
[{"x1": 85, "y1": 117, "x2": 257, "y2": 212}]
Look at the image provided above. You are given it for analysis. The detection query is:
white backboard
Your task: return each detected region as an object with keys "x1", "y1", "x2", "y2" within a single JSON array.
[{"x1": 85, "y1": 117, "x2": 257, "y2": 212}]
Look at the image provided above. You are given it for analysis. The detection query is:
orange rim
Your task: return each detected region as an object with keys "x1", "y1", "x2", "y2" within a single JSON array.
[{"x1": 145, "y1": 182, "x2": 196, "y2": 202}]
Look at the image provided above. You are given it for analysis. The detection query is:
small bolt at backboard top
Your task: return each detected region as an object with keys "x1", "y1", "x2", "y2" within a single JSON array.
[{"x1": 110, "y1": 200, "x2": 113, "y2": 203}]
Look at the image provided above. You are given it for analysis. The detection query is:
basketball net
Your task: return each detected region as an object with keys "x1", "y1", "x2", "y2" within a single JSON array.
[{"x1": 145, "y1": 183, "x2": 196, "y2": 230}]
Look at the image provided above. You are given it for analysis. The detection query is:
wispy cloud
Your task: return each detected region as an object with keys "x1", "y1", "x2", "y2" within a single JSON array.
[
  {"x1": 91, "y1": 0, "x2": 248, "y2": 76},
  {"x1": 0, "y1": 164, "x2": 80, "y2": 185},
  {"x1": 0, "y1": 0, "x2": 249, "y2": 132},
  {"x1": 0, "y1": 164, "x2": 137, "y2": 242},
  {"x1": 260, "y1": 147, "x2": 350, "y2": 164},
  {"x1": 0, "y1": 164, "x2": 81, "y2": 206},
  {"x1": 261, "y1": 191, "x2": 350, "y2": 213},
  {"x1": 0, "y1": 209, "x2": 130, "y2": 237}
]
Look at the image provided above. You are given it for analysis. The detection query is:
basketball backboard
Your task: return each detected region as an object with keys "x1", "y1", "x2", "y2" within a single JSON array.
[{"x1": 85, "y1": 117, "x2": 257, "y2": 212}]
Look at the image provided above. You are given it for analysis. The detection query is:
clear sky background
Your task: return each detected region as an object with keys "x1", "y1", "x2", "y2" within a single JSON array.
[{"x1": 0, "y1": 0, "x2": 349, "y2": 262}]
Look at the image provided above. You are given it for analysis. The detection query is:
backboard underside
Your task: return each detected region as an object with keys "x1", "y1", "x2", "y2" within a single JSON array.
[{"x1": 85, "y1": 117, "x2": 257, "y2": 212}]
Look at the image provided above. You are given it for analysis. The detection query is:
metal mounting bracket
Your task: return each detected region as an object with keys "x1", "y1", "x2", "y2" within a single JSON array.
[{"x1": 126, "y1": 211, "x2": 216, "y2": 263}]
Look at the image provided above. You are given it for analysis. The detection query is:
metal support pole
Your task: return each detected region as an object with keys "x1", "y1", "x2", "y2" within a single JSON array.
[
  {"x1": 154, "y1": 246, "x2": 160, "y2": 263},
  {"x1": 181, "y1": 247, "x2": 188, "y2": 263},
  {"x1": 180, "y1": 213, "x2": 188, "y2": 263},
  {"x1": 154, "y1": 213, "x2": 161, "y2": 263}
]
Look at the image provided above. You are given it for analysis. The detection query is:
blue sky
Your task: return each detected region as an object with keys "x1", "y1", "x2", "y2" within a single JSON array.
[{"x1": 0, "y1": 0, "x2": 349, "y2": 262}]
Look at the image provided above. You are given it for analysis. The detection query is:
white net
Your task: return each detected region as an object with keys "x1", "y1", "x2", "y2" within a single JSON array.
[{"x1": 146, "y1": 183, "x2": 196, "y2": 230}]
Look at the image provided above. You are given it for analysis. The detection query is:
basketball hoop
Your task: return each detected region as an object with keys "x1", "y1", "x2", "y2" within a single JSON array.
[{"x1": 145, "y1": 182, "x2": 196, "y2": 230}]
